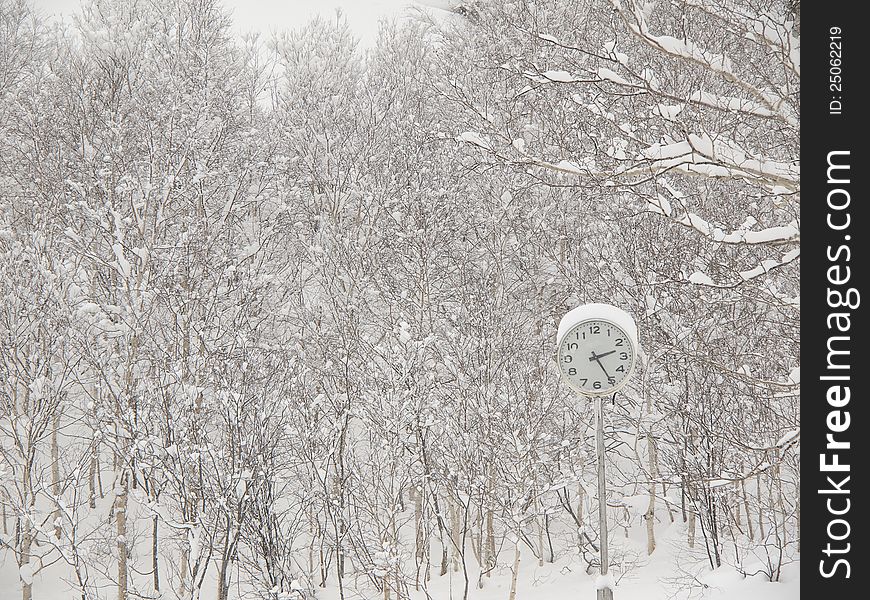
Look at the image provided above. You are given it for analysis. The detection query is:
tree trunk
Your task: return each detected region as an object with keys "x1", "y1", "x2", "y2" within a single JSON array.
[
  {"x1": 472, "y1": 507, "x2": 482, "y2": 566},
  {"x1": 687, "y1": 509, "x2": 696, "y2": 549},
  {"x1": 20, "y1": 519, "x2": 32, "y2": 600},
  {"x1": 774, "y1": 450, "x2": 786, "y2": 551},
  {"x1": 21, "y1": 434, "x2": 34, "y2": 600},
  {"x1": 51, "y1": 408, "x2": 62, "y2": 538},
  {"x1": 740, "y1": 478, "x2": 754, "y2": 542},
  {"x1": 88, "y1": 431, "x2": 99, "y2": 509},
  {"x1": 179, "y1": 546, "x2": 189, "y2": 597},
  {"x1": 97, "y1": 448, "x2": 104, "y2": 499},
  {"x1": 152, "y1": 515, "x2": 160, "y2": 593},
  {"x1": 646, "y1": 433, "x2": 657, "y2": 555},
  {"x1": 485, "y1": 508, "x2": 495, "y2": 576},
  {"x1": 116, "y1": 474, "x2": 129, "y2": 600},
  {"x1": 216, "y1": 532, "x2": 230, "y2": 600},
  {"x1": 544, "y1": 513, "x2": 555, "y2": 563},
  {"x1": 508, "y1": 542, "x2": 520, "y2": 600},
  {"x1": 450, "y1": 499, "x2": 460, "y2": 573},
  {"x1": 309, "y1": 510, "x2": 317, "y2": 586},
  {"x1": 414, "y1": 484, "x2": 424, "y2": 590},
  {"x1": 756, "y1": 474, "x2": 765, "y2": 539},
  {"x1": 795, "y1": 493, "x2": 800, "y2": 553}
]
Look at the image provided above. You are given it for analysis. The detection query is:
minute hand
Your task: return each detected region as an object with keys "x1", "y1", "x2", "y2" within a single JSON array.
[
  {"x1": 589, "y1": 352, "x2": 613, "y2": 381},
  {"x1": 589, "y1": 350, "x2": 616, "y2": 361}
]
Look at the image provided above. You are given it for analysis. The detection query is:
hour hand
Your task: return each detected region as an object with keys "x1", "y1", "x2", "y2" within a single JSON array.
[{"x1": 589, "y1": 350, "x2": 616, "y2": 361}]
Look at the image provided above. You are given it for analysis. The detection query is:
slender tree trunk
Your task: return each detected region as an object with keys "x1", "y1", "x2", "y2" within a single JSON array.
[
  {"x1": 116, "y1": 474, "x2": 129, "y2": 600},
  {"x1": 51, "y1": 408, "x2": 62, "y2": 538},
  {"x1": 216, "y1": 526, "x2": 230, "y2": 600},
  {"x1": 414, "y1": 484, "x2": 424, "y2": 590},
  {"x1": 507, "y1": 542, "x2": 520, "y2": 600},
  {"x1": 97, "y1": 448, "x2": 104, "y2": 500},
  {"x1": 152, "y1": 515, "x2": 160, "y2": 593},
  {"x1": 18, "y1": 380, "x2": 33, "y2": 600},
  {"x1": 437, "y1": 498, "x2": 448, "y2": 576},
  {"x1": 393, "y1": 544, "x2": 402, "y2": 600},
  {"x1": 741, "y1": 479, "x2": 754, "y2": 542},
  {"x1": 544, "y1": 513, "x2": 555, "y2": 563},
  {"x1": 180, "y1": 546, "x2": 189, "y2": 597},
  {"x1": 319, "y1": 540, "x2": 326, "y2": 587},
  {"x1": 646, "y1": 433, "x2": 658, "y2": 555},
  {"x1": 309, "y1": 510, "x2": 317, "y2": 585},
  {"x1": 663, "y1": 482, "x2": 675, "y2": 522},
  {"x1": 774, "y1": 451, "x2": 787, "y2": 550},
  {"x1": 450, "y1": 500, "x2": 461, "y2": 573},
  {"x1": 485, "y1": 508, "x2": 495, "y2": 576},
  {"x1": 472, "y1": 507, "x2": 482, "y2": 566},
  {"x1": 88, "y1": 436, "x2": 97, "y2": 509},
  {"x1": 756, "y1": 474, "x2": 765, "y2": 539},
  {"x1": 20, "y1": 516, "x2": 32, "y2": 600},
  {"x1": 680, "y1": 475, "x2": 687, "y2": 523},
  {"x1": 795, "y1": 493, "x2": 800, "y2": 552},
  {"x1": 688, "y1": 509, "x2": 696, "y2": 549}
]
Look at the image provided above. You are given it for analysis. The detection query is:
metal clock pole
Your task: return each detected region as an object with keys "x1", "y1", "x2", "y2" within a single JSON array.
[
  {"x1": 595, "y1": 392, "x2": 614, "y2": 600},
  {"x1": 556, "y1": 304, "x2": 637, "y2": 600}
]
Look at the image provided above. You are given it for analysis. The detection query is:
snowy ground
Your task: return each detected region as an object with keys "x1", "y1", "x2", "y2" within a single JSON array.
[{"x1": 1, "y1": 514, "x2": 798, "y2": 599}]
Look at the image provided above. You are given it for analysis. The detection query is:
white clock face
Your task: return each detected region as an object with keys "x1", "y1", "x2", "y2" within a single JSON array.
[{"x1": 558, "y1": 319, "x2": 635, "y2": 395}]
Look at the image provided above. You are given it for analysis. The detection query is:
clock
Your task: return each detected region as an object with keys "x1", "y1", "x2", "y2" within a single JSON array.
[{"x1": 556, "y1": 304, "x2": 638, "y2": 396}]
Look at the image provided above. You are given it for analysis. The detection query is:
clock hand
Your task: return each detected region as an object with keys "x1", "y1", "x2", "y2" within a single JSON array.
[
  {"x1": 589, "y1": 350, "x2": 616, "y2": 361},
  {"x1": 589, "y1": 353, "x2": 613, "y2": 381}
]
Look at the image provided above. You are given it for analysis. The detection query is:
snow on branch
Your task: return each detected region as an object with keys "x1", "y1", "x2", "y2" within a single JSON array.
[
  {"x1": 608, "y1": 0, "x2": 795, "y2": 124},
  {"x1": 456, "y1": 131, "x2": 492, "y2": 151},
  {"x1": 687, "y1": 90, "x2": 795, "y2": 126},
  {"x1": 684, "y1": 247, "x2": 799, "y2": 289},
  {"x1": 647, "y1": 194, "x2": 799, "y2": 247},
  {"x1": 683, "y1": 0, "x2": 800, "y2": 78},
  {"x1": 627, "y1": 132, "x2": 799, "y2": 191}
]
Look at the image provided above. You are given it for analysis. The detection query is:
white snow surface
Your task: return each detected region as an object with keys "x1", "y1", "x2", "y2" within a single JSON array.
[
  {"x1": 776, "y1": 429, "x2": 800, "y2": 447},
  {"x1": 543, "y1": 70, "x2": 578, "y2": 82},
  {"x1": 597, "y1": 67, "x2": 632, "y2": 86},
  {"x1": 457, "y1": 131, "x2": 492, "y2": 150},
  {"x1": 18, "y1": 563, "x2": 35, "y2": 586},
  {"x1": 2, "y1": 518, "x2": 800, "y2": 600},
  {"x1": 595, "y1": 571, "x2": 616, "y2": 590}
]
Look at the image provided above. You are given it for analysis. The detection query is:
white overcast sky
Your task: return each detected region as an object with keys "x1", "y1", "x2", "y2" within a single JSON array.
[{"x1": 32, "y1": 0, "x2": 443, "y2": 45}]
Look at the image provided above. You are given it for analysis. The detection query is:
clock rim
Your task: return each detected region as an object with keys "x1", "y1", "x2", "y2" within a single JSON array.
[{"x1": 557, "y1": 317, "x2": 637, "y2": 397}]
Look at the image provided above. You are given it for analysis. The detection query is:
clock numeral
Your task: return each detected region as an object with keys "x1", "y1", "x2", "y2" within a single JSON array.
[
  {"x1": 563, "y1": 354, "x2": 573, "y2": 363},
  {"x1": 568, "y1": 368, "x2": 577, "y2": 376},
  {"x1": 619, "y1": 352, "x2": 628, "y2": 360},
  {"x1": 593, "y1": 381, "x2": 602, "y2": 390},
  {"x1": 608, "y1": 376, "x2": 616, "y2": 385},
  {"x1": 589, "y1": 325, "x2": 600, "y2": 334},
  {"x1": 616, "y1": 365, "x2": 625, "y2": 373},
  {"x1": 615, "y1": 338, "x2": 624, "y2": 346},
  {"x1": 567, "y1": 342, "x2": 578, "y2": 350},
  {"x1": 579, "y1": 378, "x2": 588, "y2": 386}
]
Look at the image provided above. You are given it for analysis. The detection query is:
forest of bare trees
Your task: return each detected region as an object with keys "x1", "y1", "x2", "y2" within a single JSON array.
[{"x1": 0, "y1": 0, "x2": 799, "y2": 599}]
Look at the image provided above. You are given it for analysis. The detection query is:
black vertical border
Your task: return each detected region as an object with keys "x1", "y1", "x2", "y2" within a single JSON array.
[{"x1": 803, "y1": 3, "x2": 867, "y2": 598}]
